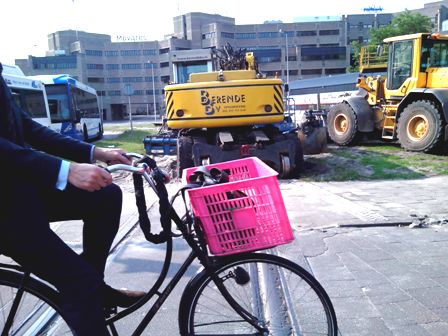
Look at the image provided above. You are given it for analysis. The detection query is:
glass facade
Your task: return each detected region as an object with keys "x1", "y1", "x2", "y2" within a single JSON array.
[{"x1": 176, "y1": 62, "x2": 208, "y2": 84}]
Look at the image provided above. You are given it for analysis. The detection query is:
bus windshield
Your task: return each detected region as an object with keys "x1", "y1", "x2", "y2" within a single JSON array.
[
  {"x1": 45, "y1": 84, "x2": 72, "y2": 122},
  {"x1": 10, "y1": 88, "x2": 48, "y2": 119}
]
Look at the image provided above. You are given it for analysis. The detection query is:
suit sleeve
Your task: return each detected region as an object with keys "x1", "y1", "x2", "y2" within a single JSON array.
[
  {"x1": 21, "y1": 111, "x2": 93, "y2": 163},
  {"x1": 0, "y1": 135, "x2": 63, "y2": 188}
]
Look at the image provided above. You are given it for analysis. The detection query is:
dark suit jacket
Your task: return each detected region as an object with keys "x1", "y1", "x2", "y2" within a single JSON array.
[{"x1": 0, "y1": 63, "x2": 93, "y2": 190}]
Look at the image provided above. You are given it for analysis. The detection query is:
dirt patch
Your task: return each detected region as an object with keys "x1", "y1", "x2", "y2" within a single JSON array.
[{"x1": 301, "y1": 143, "x2": 448, "y2": 181}]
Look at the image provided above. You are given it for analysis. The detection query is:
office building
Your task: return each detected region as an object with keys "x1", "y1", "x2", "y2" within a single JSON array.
[{"x1": 15, "y1": 2, "x2": 443, "y2": 120}]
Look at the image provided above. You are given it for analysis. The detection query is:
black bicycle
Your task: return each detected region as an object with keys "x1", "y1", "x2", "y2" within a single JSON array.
[{"x1": 0, "y1": 153, "x2": 337, "y2": 335}]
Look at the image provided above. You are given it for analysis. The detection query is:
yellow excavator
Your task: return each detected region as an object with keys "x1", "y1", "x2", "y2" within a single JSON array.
[
  {"x1": 328, "y1": 33, "x2": 448, "y2": 152},
  {"x1": 163, "y1": 45, "x2": 304, "y2": 178}
]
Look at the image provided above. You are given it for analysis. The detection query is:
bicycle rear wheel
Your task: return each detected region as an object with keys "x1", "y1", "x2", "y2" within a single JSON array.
[
  {"x1": 179, "y1": 253, "x2": 337, "y2": 335},
  {"x1": 0, "y1": 269, "x2": 74, "y2": 335}
]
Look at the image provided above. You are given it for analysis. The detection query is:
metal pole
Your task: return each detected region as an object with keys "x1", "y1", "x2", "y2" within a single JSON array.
[
  {"x1": 151, "y1": 63, "x2": 157, "y2": 123},
  {"x1": 128, "y1": 95, "x2": 133, "y2": 130},
  {"x1": 285, "y1": 33, "x2": 289, "y2": 86}
]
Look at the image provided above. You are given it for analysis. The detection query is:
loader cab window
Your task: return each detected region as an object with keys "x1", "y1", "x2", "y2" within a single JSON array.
[
  {"x1": 421, "y1": 38, "x2": 448, "y2": 71},
  {"x1": 387, "y1": 40, "x2": 413, "y2": 90}
]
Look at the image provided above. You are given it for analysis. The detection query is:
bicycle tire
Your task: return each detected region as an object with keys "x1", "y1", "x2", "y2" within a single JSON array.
[
  {"x1": 0, "y1": 268, "x2": 74, "y2": 335},
  {"x1": 179, "y1": 253, "x2": 337, "y2": 335}
]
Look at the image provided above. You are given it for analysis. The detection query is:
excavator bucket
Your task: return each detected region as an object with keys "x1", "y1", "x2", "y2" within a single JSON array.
[{"x1": 297, "y1": 110, "x2": 328, "y2": 155}]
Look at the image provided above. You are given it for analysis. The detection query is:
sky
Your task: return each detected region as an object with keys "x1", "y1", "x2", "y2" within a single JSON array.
[{"x1": 0, "y1": 0, "x2": 431, "y2": 65}]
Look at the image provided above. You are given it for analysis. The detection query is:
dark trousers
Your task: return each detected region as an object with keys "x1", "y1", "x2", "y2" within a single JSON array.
[{"x1": 0, "y1": 181, "x2": 122, "y2": 335}]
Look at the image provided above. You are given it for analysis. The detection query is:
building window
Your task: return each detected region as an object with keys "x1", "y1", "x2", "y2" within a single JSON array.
[
  {"x1": 301, "y1": 46, "x2": 346, "y2": 61},
  {"x1": 97, "y1": 91, "x2": 106, "y2": 96},
  {"x1": 122, "y1": 77, "x2": 143, "y2": 83},
  {"x1": 161, "y1": 75, "x2": 170, "y2": 83},
  {"x1": 258, "y1": 32, "x2": 280, "y2": 38},
  {"x1": 107, "y1": 90, "x2": 121, "y2": 96},
  {"x1": 235, "y1": 33, "x2": 256, "y2": 39},
  {"x1": 202, "y1": 32, "x2": 216, "y2": 40},
  {"x1": 145, "y1": 89, "x2": 160, "y2": 95},
  {"x1": 85, "y1": 50, "x2": 103, "y2": 56},
  {"x1": 253, "y1": 49, "x2": 281, "y2": 63},
  {"x1": 301, "y1": 69, "x2": 322, "y2": 75},
  {"x1": 160, "y1": 62, "x2": 170, "y2": 68},
  {"x1": 133, "y1": 90, "x2": 144, "y2": 95},
  {"x1": 264, "y1": 70, "x2": 281, "y2": 77},
  {"x1": 87, "y1": 77, "x2": 104, "y2": 83},
  {"x1": 107, "y1": 77, "x2": 121, "y2": 83},
  {"x1": 297, "y1": 31, "x2": 317, "y2": 37},
  {"x1": 221, "y1": 32, "x2": 234, "y2": 39},
  {"x1": 321, "y1": 43, "x2": 340, "y2": 47},
  {"x1": 288, "y1": 70, "x2": 299, "y2": 76},
  {"x1": 319, "y1": 29, "x2": 339, "y2": 36},
  {"x1": 159, "y1": 48, "x2": 170, "y2": 54},
  {"x1": 144, "y1": 62, "x2": 158, "y2": 69},
  {"x1": 105, "y1": 50, "x2": 119, "y2": 57},
  {"x1": 121, "y1": 63, "x2": 142, "y2": 70},
  {"x1": 106, "y1": 64, "x2": 119, "y2": 70},
  {"x1": 325, "y1": 68, "x2": 346, "y2": 75},
  {"x1": 143, "y1": 49, "x2": 156, "y2": 56},
  {"x1": 87, "y1": 64, "x2": 104, "y2": 70},
  {"x1": 120, "y1": 50, "x2": 142, "y2": 56},
  {"x1": 288, "y1": 56, "x2": 297, "y2": 62}
]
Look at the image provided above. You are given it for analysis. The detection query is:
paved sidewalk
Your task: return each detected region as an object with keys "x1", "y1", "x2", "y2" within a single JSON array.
[
  {"x1": 296, "y1": 226, "x2": 448, "y2": 336},
  {"x1": 280, "y1": 176, "x2": 448, "y2": 230},
  {"x1": 6, "y1": 174, "x2": 446, "y2": 335}
]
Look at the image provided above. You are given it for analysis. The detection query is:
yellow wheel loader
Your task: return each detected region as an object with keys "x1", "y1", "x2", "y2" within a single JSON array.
[{"x1": 328, "y1": 33, "x2": 448, "y2": 152}]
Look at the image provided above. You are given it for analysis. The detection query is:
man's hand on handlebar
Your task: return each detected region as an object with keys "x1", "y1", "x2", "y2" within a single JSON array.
[
  {"x1": 93, "y1": 147, "x2": 132, "y2": 165},
  {"x1": 68, "y1": 147, "x2": 132, "y2": 192},
  {"x1": 68, "y1": 163, "x2": 113, "y2": 192}
]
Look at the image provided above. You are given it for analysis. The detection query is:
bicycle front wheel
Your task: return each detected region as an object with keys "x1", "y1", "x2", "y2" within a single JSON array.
[
  {"x1": 179, "y1": 253, "x2": 337, "y2": 335},
  {"x1": 0, "y1": 269, "x2": 74, "y2": 335}
]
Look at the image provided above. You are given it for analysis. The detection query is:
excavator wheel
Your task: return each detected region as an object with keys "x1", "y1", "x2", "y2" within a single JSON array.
[
  {"x1": 285, "y1": 133, "x2": 304, "y2": 179},
  {"x1": 177, "y1": 135, "x2": 194, "y2": 177},
  {"x1": 279, "y1": 154, "x2": 291, "y2": 179},
  {"x1": 327, "y1": 102, "x2": 359, "y2": 146},
  {"x1": 397, "y1": 100, "x2": 443, "y2": 153}
]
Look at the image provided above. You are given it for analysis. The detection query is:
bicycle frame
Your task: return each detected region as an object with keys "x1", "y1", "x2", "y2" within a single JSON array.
[
  {"x1": 0, "y1": 157, "x2": 268, "y2": 336},
  {"x1": 104, "y1": 162, "x2": 267, "y2": 335}
]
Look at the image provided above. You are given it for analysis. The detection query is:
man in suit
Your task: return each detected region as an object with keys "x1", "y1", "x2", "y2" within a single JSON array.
[{"x1": 0, "y1": 63, "x2": 144, "y2": 335}]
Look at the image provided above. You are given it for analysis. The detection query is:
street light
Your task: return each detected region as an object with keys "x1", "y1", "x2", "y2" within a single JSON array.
[
  {"x1": 148, "y1": 61, "x2": 157, "y2": 123},
  {"x1": 279, "y1": 29, "x2": 289, "y2": 86}
]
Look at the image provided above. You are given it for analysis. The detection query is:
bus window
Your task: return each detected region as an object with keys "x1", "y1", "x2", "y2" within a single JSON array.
[
  {"x1": 11, "y1": 88, "x2": 48, "y2": 118},
  {"x1": 46, "y1": 86, "x2": 72, "y2": 122}
]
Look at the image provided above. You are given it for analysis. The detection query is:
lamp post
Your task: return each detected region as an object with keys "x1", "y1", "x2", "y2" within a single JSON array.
[
  {"x1": 149, "y1": 62, "x2": 157, "y2": 123},
  {"x1": 279, "y1": 29, "x2": 289, "y2": 86}
]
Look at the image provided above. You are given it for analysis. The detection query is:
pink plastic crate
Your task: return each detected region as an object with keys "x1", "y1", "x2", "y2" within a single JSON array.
[{"x1": 184, "y1": 157, "x2": 294, "y2": 256}]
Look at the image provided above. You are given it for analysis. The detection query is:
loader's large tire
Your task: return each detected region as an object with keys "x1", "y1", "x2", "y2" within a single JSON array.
[
  {"x1": 177, "y1": 136, "x2": 194, "y2": 177},
  {"x1": 397, "y1": 100, "x2": 444, "y2": 153},
  {"x1": 327, "y1": 102, "x2": 359, "y2": 146}
]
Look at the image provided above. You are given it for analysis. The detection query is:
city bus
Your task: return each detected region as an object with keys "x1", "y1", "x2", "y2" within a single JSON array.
[
  {"x1": 1, "y1": 64, "x2": 51, "y2": 127},
  {"x1": 30, "y1": 74, "x2": 103, "y2": 141}
]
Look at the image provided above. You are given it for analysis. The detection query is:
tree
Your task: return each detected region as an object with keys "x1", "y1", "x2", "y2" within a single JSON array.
[
  {"x1": 370, "y1": 10, "x2": 432, "y2": 45},
  {"x1": 350, "y1": 10, "x2": 432, "y2": 71}
]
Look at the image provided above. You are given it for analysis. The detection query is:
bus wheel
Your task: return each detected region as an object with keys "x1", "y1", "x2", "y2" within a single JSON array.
[
  {"x1": 83, "y1": 125, "x2": 89, "y2": 142},
  {"x1": 97, "y1": 123, "x2": 103, "y2": 140}
]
